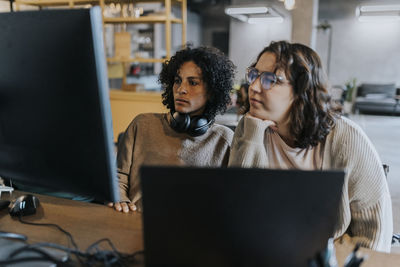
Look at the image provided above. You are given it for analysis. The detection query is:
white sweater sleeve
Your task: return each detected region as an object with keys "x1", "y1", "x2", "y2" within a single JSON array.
[
  {"x1": 228, "y1": 116, "x2": 273, "y2": 168},
  {"x1": 332, "y1": 118, "x2": 393, "y2": 252}
]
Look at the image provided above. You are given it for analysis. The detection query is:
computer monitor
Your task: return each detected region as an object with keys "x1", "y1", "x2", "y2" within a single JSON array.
[{"x1": 0, "y1": 8, "x2": 119, "y2": 202}]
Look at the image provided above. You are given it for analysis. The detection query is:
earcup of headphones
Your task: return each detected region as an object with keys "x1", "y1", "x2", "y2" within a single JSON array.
[
  {"x1": 170, "y1": 112, "x2": 191, "y2": 133},
  {"x1": 187, "y1": 116, "x2": 211, "y2": 137}
]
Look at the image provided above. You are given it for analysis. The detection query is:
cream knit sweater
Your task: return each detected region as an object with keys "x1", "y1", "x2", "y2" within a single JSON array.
[
  {"x1": 117, "y1": 113, "x2": 233, "y2": 209},
  {"x1": 229, "y1": 115, "x2": 393, "y2": 252}
]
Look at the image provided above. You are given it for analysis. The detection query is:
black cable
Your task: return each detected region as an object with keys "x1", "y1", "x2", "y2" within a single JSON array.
[
  {"x1": 17, "y1": 215, "x2": 84, "y2": 264},
  {"x1": 119, "y1": 249, "x2": 145, "y2": 266},
  {"x1": 86, "y1": 238, "x2": 119, "y2": 254},
  {"x1": 24, "y1": 242, "x2": 85, "y2": 257},
  {"x1": 17, "y1": 216, "x2": 79, "y2": 251},
  {"x1": 1, "y1": 241, "x2": 144, "y2": 266},
  {"x1": 86, "y1": 238, "x2": 120, "y2": 267},
  {"x1": 85, "y1": 239, "x2": 144, "y2": 267},
  {"x1": 13, "y1": 216, "x2": 144, "y2": 266}
]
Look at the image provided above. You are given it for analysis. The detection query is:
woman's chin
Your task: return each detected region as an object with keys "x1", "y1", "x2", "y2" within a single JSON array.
[
  {"x1": 249, "y1": 108, "x2": 269, "y2": 120},
  {"x1": 174, "y1": 107, "x2": 188, "y2": 114}
]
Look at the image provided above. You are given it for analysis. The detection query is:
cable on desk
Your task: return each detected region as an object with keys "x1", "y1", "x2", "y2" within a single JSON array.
[
  {"x1": 2, "y1": 241, "x2": 144, "y2": 266},
  {"x1": 85, "y1": 238, "x2": 145, "y2": 266},
  {"x1": 7, "y1": 217, "x2": 145, "y2": 266},
  {"x1": 17, "y1": 215, "x2": 83, "y2": 265},
  {"x1": 18, "y1": 216, "x2": 79, "y2": 250}
]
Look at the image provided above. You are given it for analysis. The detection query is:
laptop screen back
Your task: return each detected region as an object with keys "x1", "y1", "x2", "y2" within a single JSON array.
[{"x1": 140, "y1": 167, "x2": 344, "y2": 267}]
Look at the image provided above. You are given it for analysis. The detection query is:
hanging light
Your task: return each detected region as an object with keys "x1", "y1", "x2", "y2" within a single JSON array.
[{"x1": 284, "y1": 0, "x2": 295, "y2": 10}]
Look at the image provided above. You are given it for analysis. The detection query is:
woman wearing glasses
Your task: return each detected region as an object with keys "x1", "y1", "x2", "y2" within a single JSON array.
[{"x1": 229, "y1": 41, "x2": 392, "y2": 252}]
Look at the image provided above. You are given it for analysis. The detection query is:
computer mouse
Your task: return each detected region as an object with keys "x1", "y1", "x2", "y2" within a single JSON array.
[{"x1": 8, "y1": 194, "x2": 40, "y2": 216}]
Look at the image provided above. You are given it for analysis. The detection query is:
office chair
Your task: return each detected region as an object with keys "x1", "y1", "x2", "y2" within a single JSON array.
[{"x1": 383, "y1": 164, "x2": 400, "y2": 246}]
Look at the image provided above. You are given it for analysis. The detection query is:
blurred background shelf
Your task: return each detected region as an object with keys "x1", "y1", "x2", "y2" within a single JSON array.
[{"x1": 13, "y1": 0, "x2": 187, "y2": 91}]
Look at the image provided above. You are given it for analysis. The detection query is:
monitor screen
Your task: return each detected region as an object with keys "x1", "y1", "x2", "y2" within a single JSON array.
[{"x1": 0, "y1": 8, "x2": 119, "y2": 202}]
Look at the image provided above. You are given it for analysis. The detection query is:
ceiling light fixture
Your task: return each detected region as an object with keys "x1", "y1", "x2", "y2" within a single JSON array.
[
  {"x1": 360, "y1": 5, "x2": 400, "y2": 12},
  {"x1": 356, "y1": 5, "x2": 400, "y2": 22},
  {"x1": 284, "y1": 0, "x2": 295, "y2": 11},
  {"x1": 224, "y1": 5, "x2": 284, "y2": 24},
  {"x1": 225, "y1": 6, "x2": 268, "y2": 15}
]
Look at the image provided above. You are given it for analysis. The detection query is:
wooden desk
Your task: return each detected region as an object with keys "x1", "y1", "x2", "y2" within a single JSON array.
[
  {"x1": 0, "y1": 191, "x2": 143, "y2": 254},
  {"x1": 1, "y1": 191, "x2": 400, "y2": 266}
]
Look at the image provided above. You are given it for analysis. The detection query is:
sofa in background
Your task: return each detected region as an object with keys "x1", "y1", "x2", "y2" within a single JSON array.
[{"x1": 354, "y1": 83, "x2": 400, "y2": 115}]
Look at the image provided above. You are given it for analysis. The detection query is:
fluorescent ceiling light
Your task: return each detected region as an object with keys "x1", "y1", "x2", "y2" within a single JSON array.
[
  {"x1": 225, "y1": 7, "x2": 268, "y2": 15},
  {"x1": 225, "y1": 5, "x2": 284, "y2": 24},
  {"x1": 356, "y1": 5, "x2": 400, "y2": 22},
  {"x1": 360, "y1": 5, "x2": 400, "y2": 12}
]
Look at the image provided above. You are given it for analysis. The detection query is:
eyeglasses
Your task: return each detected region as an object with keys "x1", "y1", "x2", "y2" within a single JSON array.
[{"x1": 245, "y1": 67, "x2": 284, "y2": 90}]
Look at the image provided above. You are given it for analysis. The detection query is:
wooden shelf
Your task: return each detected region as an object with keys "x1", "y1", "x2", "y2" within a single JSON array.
[
  {"x1": 14, "y1": 0, "x2": 187, "y2": 91},
  {"x1": 104, "y1": 16, "x2": 183, "y2": 24},
  {"x1": 15, "y1": 0, "x2": 96, "y2": 6},
  {"x1": 107, "y1": 57, "x2": 166, "y2": 63},
  {"x1": 15, "y1": 0, "x2": 182, "y2": 6}
]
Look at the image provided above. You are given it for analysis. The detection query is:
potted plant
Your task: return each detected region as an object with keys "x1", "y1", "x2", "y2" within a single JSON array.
[{"x1": 343, "y1": 78, "x2": 357, "y2": 115}]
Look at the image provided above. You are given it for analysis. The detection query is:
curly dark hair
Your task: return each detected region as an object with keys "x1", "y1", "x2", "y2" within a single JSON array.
[
  {"x1": 251, "y1": 41, "x2": 338, "y2": 149},
  {"x1": 159, "y1": 46, "x2": 236, "y2": 121}
]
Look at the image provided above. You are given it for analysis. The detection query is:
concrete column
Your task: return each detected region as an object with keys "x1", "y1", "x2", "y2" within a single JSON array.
[{"x1": 291, "y1": 0, "x2": 319, "y2": 49}]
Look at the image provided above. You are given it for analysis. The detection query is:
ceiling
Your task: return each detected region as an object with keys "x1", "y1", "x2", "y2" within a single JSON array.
[{"x1": 187, "y1": 0, "x2": 400, "y2": 25}]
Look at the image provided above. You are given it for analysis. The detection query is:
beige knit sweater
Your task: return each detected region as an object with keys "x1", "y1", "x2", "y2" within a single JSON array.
[
  {"x1": 229, "y1": 115, "x2": 393, "y2": 252},
  {"x1": 117, "y1": 113, "x2": 233, "y2": 209}
]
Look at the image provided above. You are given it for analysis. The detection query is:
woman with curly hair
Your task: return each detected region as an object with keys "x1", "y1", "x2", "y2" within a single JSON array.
[
  {"x1": 229, "y1": 41, "x2": 392, "y2": 252},
  {"x1": 109, "y1": 46, "x2": 235, "y2": 213}
]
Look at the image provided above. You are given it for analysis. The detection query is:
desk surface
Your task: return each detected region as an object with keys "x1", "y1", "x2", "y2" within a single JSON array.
[
  {"x1": 1, "y1": 191, "x2": 143, "y2": 255},
  {"x1": 1, "y1": 191, "x2": 400, "y2": 266}
]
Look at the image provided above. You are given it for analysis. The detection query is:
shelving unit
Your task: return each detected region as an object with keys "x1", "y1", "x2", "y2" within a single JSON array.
[
  {"x1": 13, "y1": 0, "x2": 187, "y2": 88},
  {"x1": 100, "y1": 0, "x2": 186, "y2": 64}
]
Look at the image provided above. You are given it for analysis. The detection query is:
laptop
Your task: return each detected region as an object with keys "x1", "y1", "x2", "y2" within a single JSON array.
[{"x1": 140, "y1": 167, "x2": 345, "y2": 267}]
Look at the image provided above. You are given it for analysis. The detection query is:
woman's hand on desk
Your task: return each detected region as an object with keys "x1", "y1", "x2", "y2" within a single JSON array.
[{"x1": 107, "y1": 202, "x2": 137, "y2": 213}]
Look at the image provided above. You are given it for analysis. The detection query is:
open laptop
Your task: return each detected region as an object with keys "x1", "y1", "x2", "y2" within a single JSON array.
[{"x1": 140, "y1": 167, "x2": 345, "y2": 267}]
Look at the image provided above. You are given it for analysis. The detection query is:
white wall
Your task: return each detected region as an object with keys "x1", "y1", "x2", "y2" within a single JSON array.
[
  {"x1": 154, "y1": 10, "x2": 201, "y2": 73},
  {"x1": 229, "y1": 15, "x2": 292, "y2": 84},
  {"x1": 158, "y1": 9, "x2": 201, "y2": 53},
  {"x1": 228, "y1": 0, "x2": 400, "y2": 88},
  {"x1": 228, "y1": 0, "x2": 292, "y2": 84},
  {"x1": 316, "y1": 0, "x2": 400, "y2": 87},
  {"x1": 187, "y1": 10, "x2": 202, "y2": 46}
]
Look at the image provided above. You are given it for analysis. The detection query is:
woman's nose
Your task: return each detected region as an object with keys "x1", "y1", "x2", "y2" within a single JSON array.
[
  {"x1": 177, "y1": 83, "x2": 187, "y2": 94},
  {"x1": 249, "y1": 78, "x2": 262, "y2": 93}
]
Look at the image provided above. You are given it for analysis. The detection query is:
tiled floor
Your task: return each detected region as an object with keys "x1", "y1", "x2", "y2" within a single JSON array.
[{"x1": 216, "y1": 112, "x2": 400, "y2": 251}]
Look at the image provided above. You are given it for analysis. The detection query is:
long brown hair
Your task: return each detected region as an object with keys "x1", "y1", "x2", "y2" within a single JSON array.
[{"x1": 253, "y1": 41, "x2": 338, "y2": 149}]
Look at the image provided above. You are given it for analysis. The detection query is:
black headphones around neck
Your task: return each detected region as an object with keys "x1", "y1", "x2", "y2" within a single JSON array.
[{"x1": 169, "y1": 112, "x2": 213, "y2": 137}]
